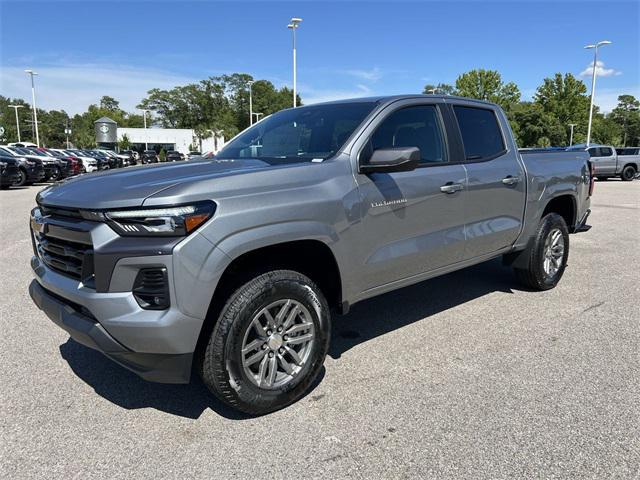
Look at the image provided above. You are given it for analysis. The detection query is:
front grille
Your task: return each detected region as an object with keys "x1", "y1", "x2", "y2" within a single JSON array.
[{"x1": 32, "y1": 213, "x2": 95, "y2": 286}]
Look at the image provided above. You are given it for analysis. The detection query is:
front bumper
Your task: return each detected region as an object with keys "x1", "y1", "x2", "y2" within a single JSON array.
[
  {"x1": 29, "y1": 280, "x2": 193, "y2": 383},
  {"x1": 28, "y1": 206, "x2": 232, "y2": 383}
]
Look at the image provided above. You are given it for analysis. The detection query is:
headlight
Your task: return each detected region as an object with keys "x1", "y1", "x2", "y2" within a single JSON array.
[{"x1": 104, "y1": 202, "x2": 215, "y2": 237}]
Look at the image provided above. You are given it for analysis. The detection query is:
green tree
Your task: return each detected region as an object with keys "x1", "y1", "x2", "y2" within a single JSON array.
[
  {"x1": 455, "y1": 69, "x2": 520, "y2": 111},
  {"x1": 534, "y1": 73, "x2": 590, "y2": 145},
  {"x1": 510, "y1": 102, "x2": 566, "y2": 147},
  {"x1": 0, "y1": 96, "x2": 31, "y2": 143},
  {"x1": 610, "y1": 95, "x2": 640, "y2": 146},
  {"x1": 119, "y1": 133, "x2": 131, "y2": 150},
  {"x1": 422, "y1": 83, "x2": 456, "y2": 95}
]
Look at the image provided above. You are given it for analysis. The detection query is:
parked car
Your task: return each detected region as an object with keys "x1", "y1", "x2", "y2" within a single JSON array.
[
  {"x1": 0, "y1": 147, "x2": 45, "y2": 185},
  {"x1": 119, "y1": 150, "x2": 138, "y2": 166},
  {"x1": 569, "y1": 145, "x2": 638, "y2": 181},
  {"x1": 2, "y1": 146, "x2": 60, "y2": 180},
  {"x1": 66, "y1": 149, "x2": 100, "y2": 172},
  {"x1": 86, "y1": 149, "x2": 119, "y2": 169},
  {"x1": 186, "y1": 151, "x2": 202, "y2": 160},
  {"x1": 98, "y1": 149, "x2": 128, "y2": 168},
  {"x1": 166, "y1": 150, "x2": 183, "y2": 162},
  {"x1": 141, "y1": 150, "x2": 159, "y2": 164},
  {"x1": 28, "y1": 95, "x2": 592, "y2": 415},
  {"x1": 8, "y1": 142, "x2": 38, "y2": 148},
  {"x1": 0, "y1": 155, "x2": 21, "y2": 188},
  {"x1": 49, "y1": 149, "x2": 84, "y2": 176},
  {"x1": 29, "y1": 147, "x2": 76, "y2": 178}
]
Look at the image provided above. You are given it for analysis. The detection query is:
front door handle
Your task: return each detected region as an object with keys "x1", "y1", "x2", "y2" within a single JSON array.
[
  {"x1": 502, "y1": 175, "x2": 520, "y2": 186},
  {"x1": 440, "y1": 182, "x2": 464, "y2": 194}
]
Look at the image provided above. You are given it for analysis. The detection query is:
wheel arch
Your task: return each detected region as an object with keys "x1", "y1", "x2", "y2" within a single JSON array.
[
  {"x1": 541, "y1": 194, "x2": 577, "y2": 229},
  {"x1": 194, "y1": 237, "x2": 344, "y2": 365}
]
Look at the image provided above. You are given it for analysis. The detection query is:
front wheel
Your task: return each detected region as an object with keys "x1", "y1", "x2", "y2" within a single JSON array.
[
  {"x1": 514, "y1": 213, "x2": 570, "y2": 291},
  {"x1": 201, "y1": 270, "x2": 330, "y2": 415},
  {"x1": 16, "y1": 169, "x2": 28, "y2": 186},
  {"x1": 620, "y1": 165, "x2": 636, "y2": 181}
]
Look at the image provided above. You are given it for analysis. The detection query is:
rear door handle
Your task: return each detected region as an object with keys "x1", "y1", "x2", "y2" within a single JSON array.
[
  {"x1": 502, "y1": 175, "x2": 520, "y2": 186},
  {"x1": 440, "y1": 182, "x2": 464, "y2": 194}
]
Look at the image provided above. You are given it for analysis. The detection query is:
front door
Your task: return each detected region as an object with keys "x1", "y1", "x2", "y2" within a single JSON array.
[{"x1": 353, "y1": 103, "x2": 467, "y2": 291}]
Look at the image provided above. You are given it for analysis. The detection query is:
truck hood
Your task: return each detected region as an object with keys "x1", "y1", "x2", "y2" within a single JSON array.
[{"x1": 36, "y1": 158, "x2": 270, "y2": 209}]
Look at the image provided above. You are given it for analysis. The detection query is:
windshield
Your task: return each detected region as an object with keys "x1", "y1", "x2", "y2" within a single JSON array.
[{"x1": 216, "y1": 102, "x2": 377, "y2": 163}]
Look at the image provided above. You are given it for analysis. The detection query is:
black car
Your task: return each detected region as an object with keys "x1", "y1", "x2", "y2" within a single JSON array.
[
  {"x1": 141, "y1": 150, "x2": 159, "y2": 164},
  {"x1": 0, "y1": 147, "x2": 46, "y2": 185},
  {"x1": 0, "y1": 155, "x2": 21, "y2": 189},
  {"x1": 8, "y1": 147, "x2": 59, "y2": 180},
  {"x1": 166, "y1": 150, "x2": 183, "y2": 162}
]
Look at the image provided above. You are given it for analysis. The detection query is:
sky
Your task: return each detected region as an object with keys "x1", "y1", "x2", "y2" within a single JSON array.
[{"x1": 1, "y1": 0, "x2": 638, "y2": 115}]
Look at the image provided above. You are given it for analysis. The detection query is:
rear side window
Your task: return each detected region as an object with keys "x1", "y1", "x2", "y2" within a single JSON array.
[
  {"x1": 453, "y1": 106, "x2": 505, "y2": 160},
  {"x1": 599, "y1": 147, "x2": 613, "y2": 156}
]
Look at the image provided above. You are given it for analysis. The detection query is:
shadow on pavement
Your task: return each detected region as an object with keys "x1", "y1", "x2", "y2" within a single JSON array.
[
  {"x1": 329, "y1": 257, "x2": 521, "y2": 359},
  {"x1": 59, "y1": 257, "x2": 520, "y2": 419},
  {"x1": 59, "y1": 339, "x2": 325, "y2": 420}
]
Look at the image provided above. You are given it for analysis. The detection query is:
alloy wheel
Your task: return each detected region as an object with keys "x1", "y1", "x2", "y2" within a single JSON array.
[
  {"x1": 241, "y1": 299, "x2": 315, "y2": 389},
  {"x1": 543, "y1": 228, "x2": 565, "y2": 279}
]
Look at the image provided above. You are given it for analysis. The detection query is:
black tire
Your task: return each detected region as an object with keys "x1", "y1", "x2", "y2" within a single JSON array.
[
  {"x1": 620, "y1": 165, "x2": 636, "y2": 181},
  {"x1": 16, "y1": 169, "x2": 28, "y2": 187},
  {"x1": 51, "y1": 166, "x2": 61, "y2": 181},
  {"x1": 0, "y1": 184, "x2": 10, "y2": 190},
  {"x1": 514, "y1": 213, "x2": 570, "y2": 291},
  {"x1": 201, "y1": 270, "x2": 330, "y2": 415}
]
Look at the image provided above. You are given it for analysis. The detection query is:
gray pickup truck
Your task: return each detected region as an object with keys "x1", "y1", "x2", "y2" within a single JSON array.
[
  {"x1": 568, "y1": 144, "x2": 638, "y2": 181},
  {"x1": 29, "y1": 95, "x2": 592, "y2": 414}
]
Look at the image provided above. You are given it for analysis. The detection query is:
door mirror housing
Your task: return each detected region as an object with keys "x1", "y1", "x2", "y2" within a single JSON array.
[{"x1": 359, "y1": 147, "x2": 420, "y2": 174}]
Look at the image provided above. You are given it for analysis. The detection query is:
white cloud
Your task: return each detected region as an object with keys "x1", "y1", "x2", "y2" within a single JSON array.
[
  {"x1": 344, "y1": 67, "x2": 383, "y2": 82},
  {"x1": 0, "y1": 63, "x2": 196, "y2": 114},
  {"x1": 300, "y1": 84, "x2": 373, "y2": 105},
  {"x1": 579, "y1": 60, "x2": 622, "y2": 78}
]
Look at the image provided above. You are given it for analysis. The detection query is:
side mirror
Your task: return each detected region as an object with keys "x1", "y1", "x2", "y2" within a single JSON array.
[{"x1": 359, "y1": 147, "x2": 420, "y2": 174}]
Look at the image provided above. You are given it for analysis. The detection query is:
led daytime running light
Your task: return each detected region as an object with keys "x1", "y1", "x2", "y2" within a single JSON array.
[{"x1": 107, "y1": 206, "x2": 196, "y2": 218}]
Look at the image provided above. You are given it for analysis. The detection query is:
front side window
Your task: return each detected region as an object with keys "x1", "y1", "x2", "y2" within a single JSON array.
[
  {"x1": 362, "y1": 105, "x2": 447, "y2": 165},
  {"x1": 216, "y1": 102, "x2": 377, "y2": 164},
  {"x1": 588, "y1": 147, "x2": 598, "y2": 157},
  {"x1": 453, "y1": 106, "x2": 505, "y2": 160}
]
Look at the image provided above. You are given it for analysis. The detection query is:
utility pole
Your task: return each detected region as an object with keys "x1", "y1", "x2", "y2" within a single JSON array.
[
  {"x1": 288, "y1": 17, "x2": 302, "y2": 107},
  {"x1": 568, "y1": 123, "x2": 577, "y2": 146},
  {"x1": 584, "y1": 41, "x2": 612, "y2": 147},
  {"x1": 8, "y1": 105, "x2": 24, "y2": 142},
  {"x1": 25, "y1": 70, "x2": 40, "y2": 146},
  {"x1": 141, "y1": 109, "x2": 150, "y2": 150},
  {"x1": 248, "y1": 80, "x2": 255, "y2": 125},
  {"x1": 64, "y1": 120, "x2": 72, "y2": 148}
]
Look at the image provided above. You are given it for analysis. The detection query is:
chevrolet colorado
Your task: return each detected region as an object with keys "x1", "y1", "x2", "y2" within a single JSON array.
[{"x1": 29, "y1": 95, "x2": 592, "y2": 414}]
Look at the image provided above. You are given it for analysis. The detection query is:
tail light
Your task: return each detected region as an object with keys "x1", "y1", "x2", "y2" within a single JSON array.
[{"x1": 588, "y1": 160, "x2": 595, "y2": 196}]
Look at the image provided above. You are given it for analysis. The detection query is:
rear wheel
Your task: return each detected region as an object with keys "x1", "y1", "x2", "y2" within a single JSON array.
[
  {"x1": 514, "y1": 213, "x2": 569, "y2": 291},
  {"x1": 16, "y1": 169, "x2": 28, "y2": 186},
  {"x1": 200, "y1": 270, "x2": 330, "y2": 415},
  {"x1": 620, "y1": 165, "x2": 636, "y2": 181}
]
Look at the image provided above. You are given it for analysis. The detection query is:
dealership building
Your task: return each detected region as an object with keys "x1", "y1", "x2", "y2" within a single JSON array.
[{"x1": 94, "y1": 117, "x2": 225, "y2": 154}]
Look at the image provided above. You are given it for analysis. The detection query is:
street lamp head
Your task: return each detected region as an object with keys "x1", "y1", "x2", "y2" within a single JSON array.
[
  {"x1": 288, "y1": 17, "x2": 302, "y2": 28},
  {"x1": 584, "y1": 40, "x2": 612, "y2": 49},
  {"x1": 24, "y1": 69, "x2": 38, "y2": 75},
  {"x1": 8, "y1": 105, "x2": 25, "y2": 109}
]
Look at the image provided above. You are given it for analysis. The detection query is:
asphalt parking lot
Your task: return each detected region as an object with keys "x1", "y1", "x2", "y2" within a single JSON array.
[{"x1": 1, "y1": 180, "x2": 638, "y2": 479}]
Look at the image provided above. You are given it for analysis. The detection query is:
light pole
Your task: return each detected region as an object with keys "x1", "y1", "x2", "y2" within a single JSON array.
[
  {"x1": 141, "y1": 109, "x2": 150, "y2": 150},
  {"x1": 287, "y1": 17, "x2": 302, "y2": 107},
  {"x1": 248, "y1": 80, "x2": 255, "y2": 125},
  {"x1": 25, "y1": 70, "x2": 40, "y2": 146},
  {"x1": 584, "y1": 40, "x2": 611, "y2": 147},
  {"x1": 8, "y1": 105, "x2": 24, "y2": 142},
  {"x1": 64, "y1": 120, "x2": 72, "y2": 149},
  {"x1": 568, "y1": 123, "x2": 577, "y2": 146},
  {"x1": 253, "y1": 112, "x2": 264, "y2": 123}
]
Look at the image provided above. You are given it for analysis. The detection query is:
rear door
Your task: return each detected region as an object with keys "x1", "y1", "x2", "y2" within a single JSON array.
[
  {"x1": 352, "y1": 100, "x2": 467, "y2": 291},
  {"x1": 449, "y1": 103, "x2": 526, "y2": 259}
]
